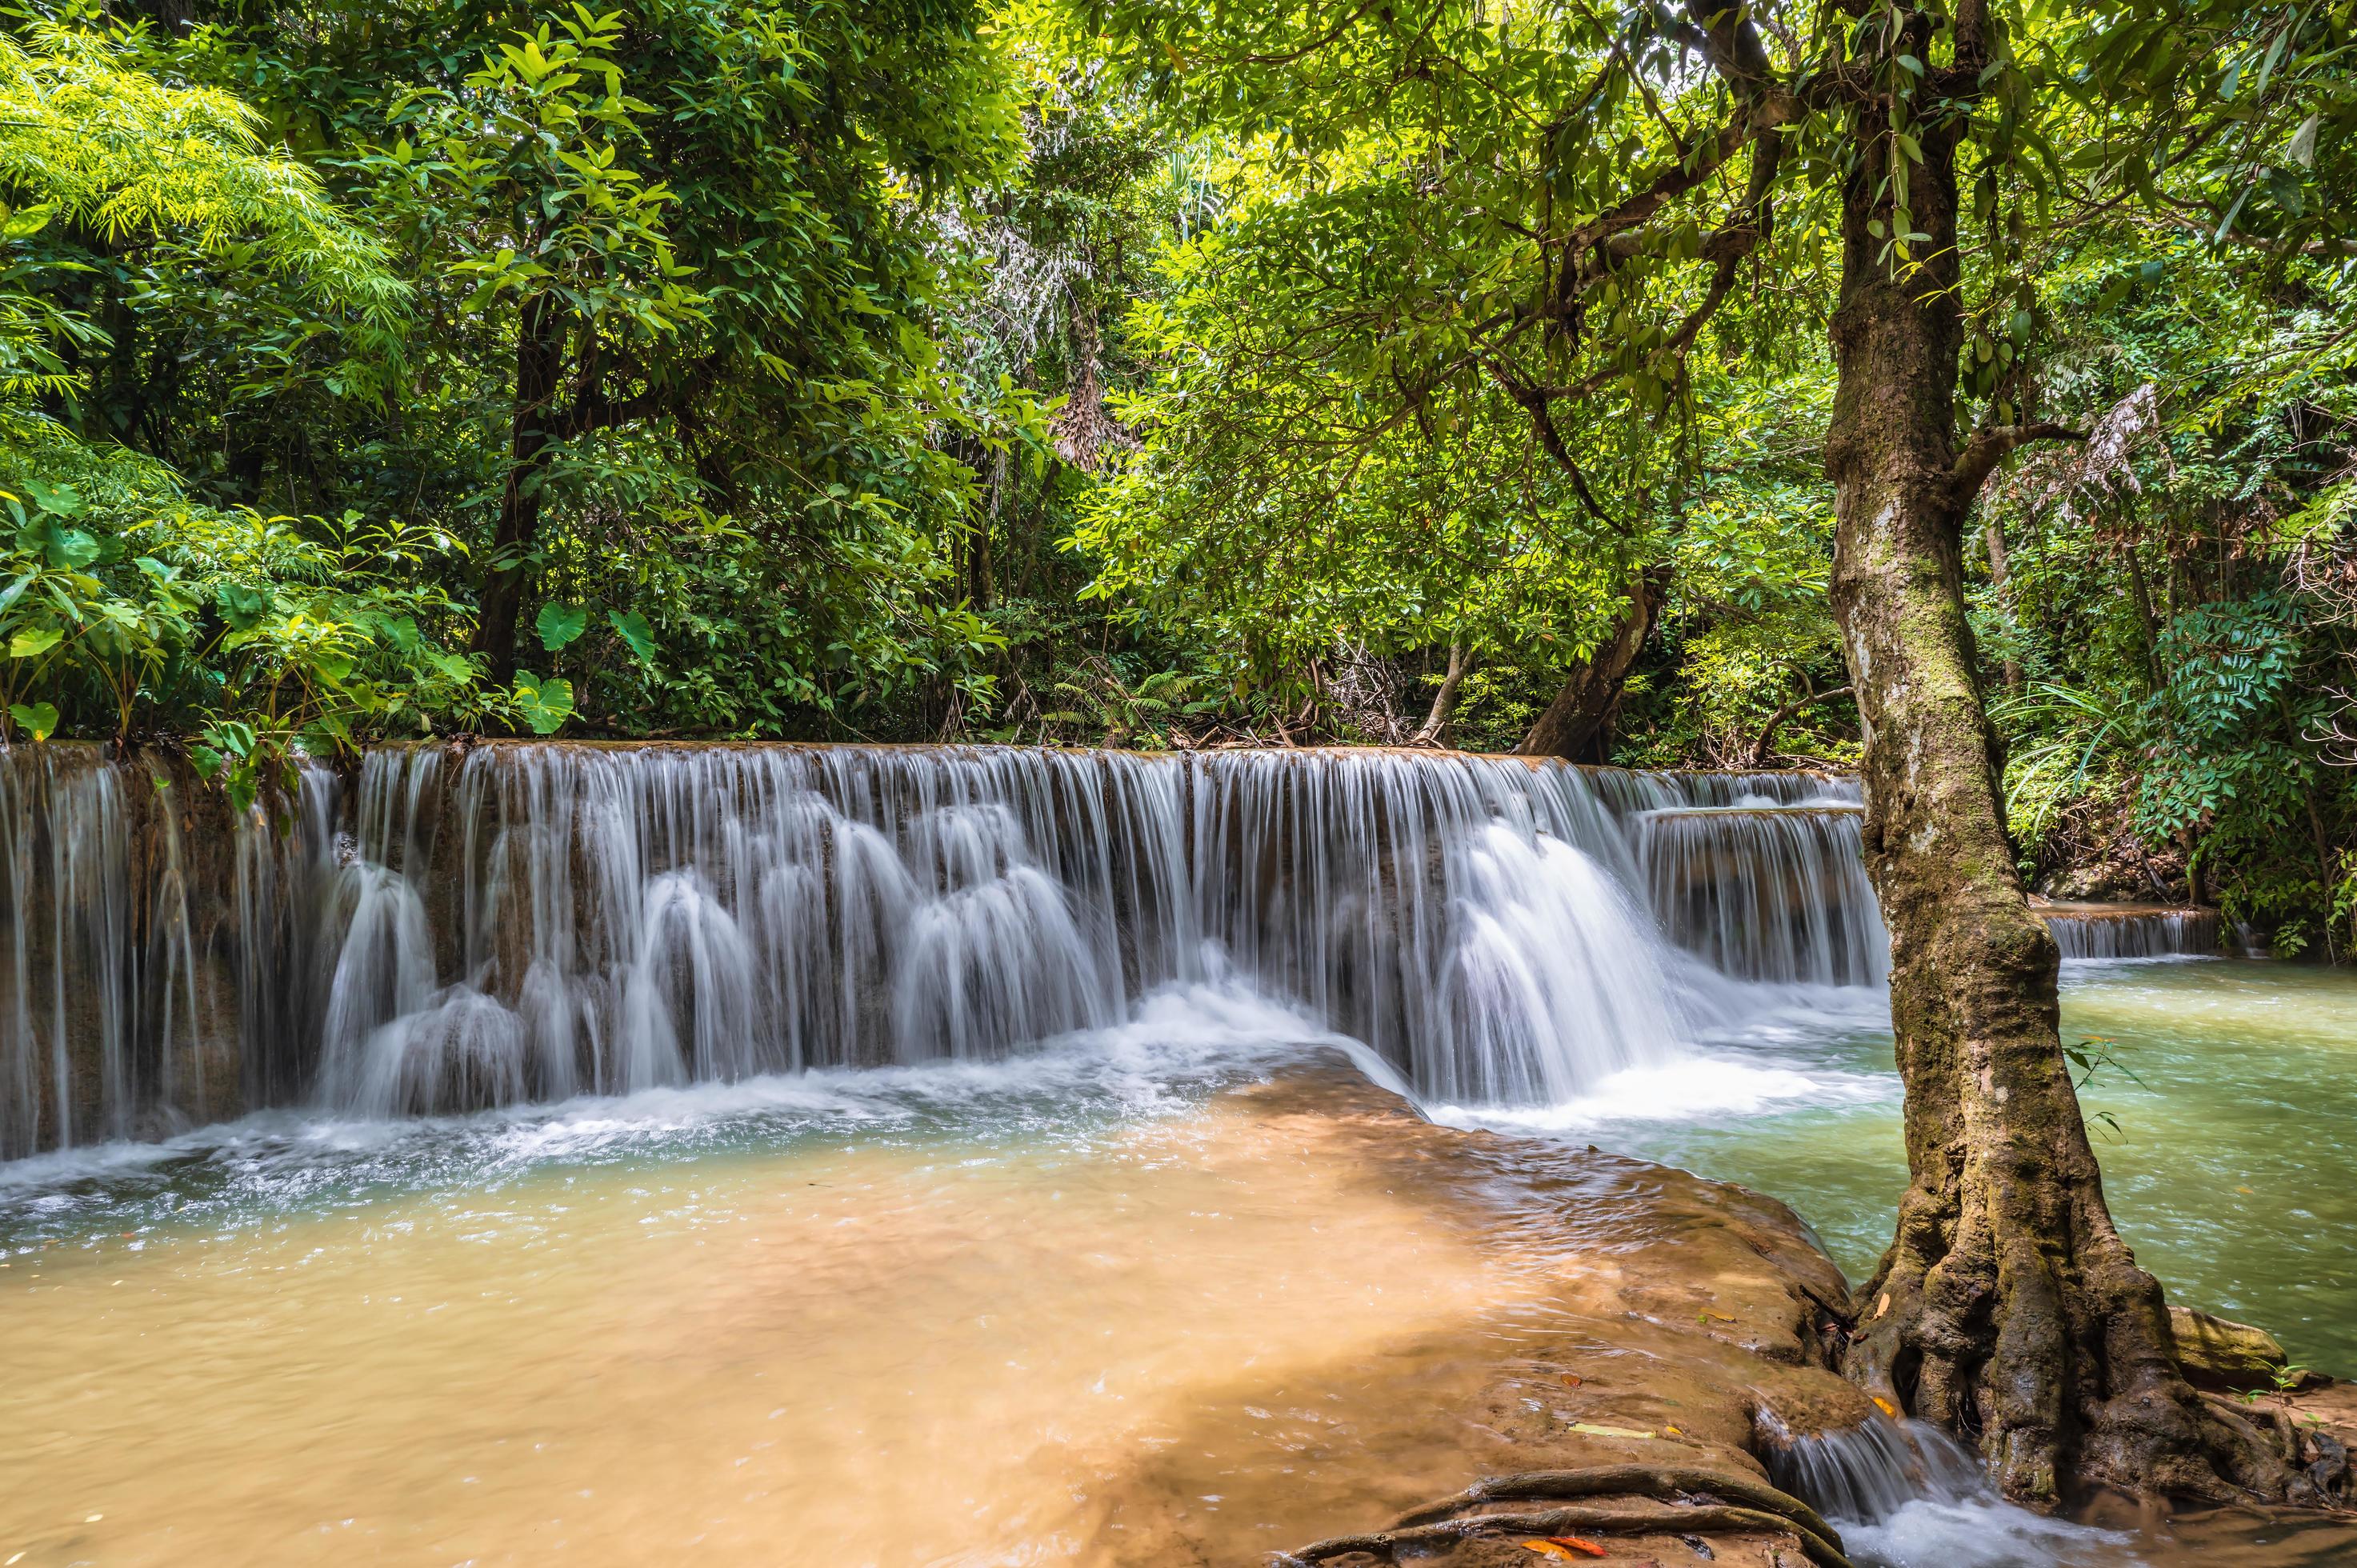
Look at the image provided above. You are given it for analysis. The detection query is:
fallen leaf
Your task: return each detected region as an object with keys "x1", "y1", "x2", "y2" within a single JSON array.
[
  {"x1": 2236, "y1": 1186, "x2": 2255, "y2": 1195},
  {"x1": 1872, "y1": 1395, "x2": 1899, "y2": 1419},
  {"x1": 1543, "y1": 1538, "x2": 1608, "y2": 1558},
  {"x1": 1570, "y1": 1421, "x2": 1656, "y2": 1440},
  {"x1": 1874, "y1": 1291, "x2": 1891, "y2": 1319},
  {"x1": 1702, "y1": 1310, "x2": 1737, "y2": 1322},
  {"x1": 1520, "y1": 1543, "x2": 1576, "y2": 1559},
  {"x1": 1560, "y1": 1374, "x2": 1583, "y2": 1388}
]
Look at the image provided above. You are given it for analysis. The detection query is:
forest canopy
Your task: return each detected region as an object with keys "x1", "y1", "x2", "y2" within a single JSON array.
[{"x1": 0, "y1": 0, "x2": 2348, "y2": 953}]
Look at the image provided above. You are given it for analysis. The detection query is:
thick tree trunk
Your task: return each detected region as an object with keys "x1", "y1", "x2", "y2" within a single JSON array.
[
  {"x1": 1514, "y1": 569, "x2": 1661, "y2": 761},
  {"x1": 473, "y1": 294, "x2": 565, "y2": 682},
  {"x1": 1824, "y1": 114, "x2": 2285, "y2": 1505}
]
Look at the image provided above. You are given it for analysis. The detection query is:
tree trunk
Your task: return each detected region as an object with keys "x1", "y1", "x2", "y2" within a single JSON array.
[
  {"x1": 1514, "y1": 568, "x2": 1661, "y2": 761},
  {"x1": 1824, "y1": 110, "x2": 2284, "y2": 1505},
  {"x1": 473, "y1": 293, "x2": 566, "y2": 682},
  {"x1": 1411, "y1": 640, "x2": 1470, "y2": 746}
]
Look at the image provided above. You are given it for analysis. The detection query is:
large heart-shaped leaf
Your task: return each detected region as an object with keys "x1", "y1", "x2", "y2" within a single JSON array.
[
  {"x1": 7, "y1": 625, "x2": 62, "y2": 659},
  {"x1": 607, "y1": 608, "x2": 657, "y2": 666},
  {"x1": 512, "y1": 670, "x2": 575, "y2": 735},
  {"x1": 215, "y1": 582, "x2": 272, "y2": 630},
  {"x1": 7, "y1": 701, "x2": 57, "y2": 740},
  {"x1": 536, "y1": 601, "x2": 588, "y2": 651}
]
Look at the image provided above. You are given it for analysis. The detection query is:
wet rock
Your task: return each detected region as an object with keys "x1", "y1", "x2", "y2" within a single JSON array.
[{"x1": 2168, "y1": 1306, "x2": 2290, "y2": 1391}]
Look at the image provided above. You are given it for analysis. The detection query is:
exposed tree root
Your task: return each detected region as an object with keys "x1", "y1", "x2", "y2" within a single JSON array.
[
  {"x1": 1389, "y1": 1464, "x2": 1841, "y2": 1538},
  {"x1": 1838, "y1": 886, "x2": 2302, "y2": 1506},
  {"x1": 1271, "y1": 1465, "x2": 1853, "y2": 1568}
]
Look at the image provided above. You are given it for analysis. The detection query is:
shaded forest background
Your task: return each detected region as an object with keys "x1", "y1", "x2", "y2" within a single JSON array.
[{"x1": 0, "y1": 0, "x2": 2351, "y2": 954}]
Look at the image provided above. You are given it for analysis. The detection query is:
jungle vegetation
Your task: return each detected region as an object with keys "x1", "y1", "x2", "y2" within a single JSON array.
[{"x1": 0, "y1": 0, "x2": 2352, "y2": 1505}]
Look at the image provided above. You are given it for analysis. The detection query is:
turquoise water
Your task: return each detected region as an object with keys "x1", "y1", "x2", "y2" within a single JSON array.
[{"x1": 1586, "y1": 959, "x2": 2357, "y2": 1374}]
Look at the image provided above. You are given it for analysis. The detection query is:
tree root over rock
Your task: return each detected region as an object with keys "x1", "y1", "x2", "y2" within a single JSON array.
[{"x1": 1270, "y1": 1464, "x2": 1854, "y2": 1568}]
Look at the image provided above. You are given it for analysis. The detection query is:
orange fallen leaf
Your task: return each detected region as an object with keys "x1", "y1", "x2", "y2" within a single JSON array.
[
  {"x1": 1560, "y1": 1374, "x2": 1583, "y2": 1388},
  {"x1": 1520, "y1": 1543, "x2": 1576, "y2": 1559},
  {"x1": 1872, "y1": 1395, "x2": 1899, "y2": 1418},
  {"x1": 1545, "y1": 1538, "x2": 1608, "y2": 1558}
]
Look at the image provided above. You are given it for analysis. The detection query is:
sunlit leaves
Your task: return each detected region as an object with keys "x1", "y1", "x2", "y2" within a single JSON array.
[{"x1": 510, "y1": 669, "x2": 577, "y2": 734}]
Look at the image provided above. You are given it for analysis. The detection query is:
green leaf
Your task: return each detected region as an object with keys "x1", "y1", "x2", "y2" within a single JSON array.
[
  {"x1": 7, "y1": 626, "x2": 62, "y2": 659},
  {"x1": 512, "y1": 670, "x2": 576, "y2": 735},
  {"x1": 536, "y1": 601, "x2": 589, "y2": 651},
  {"x1": 607, "y1": 607, "x2": 657, "y2": 664},
  {"x1": 21, "y1": 479, "x2": 83, "y2": 518},
  {"x1": 215, "y1": 582, "x2": 272, "y2": 630},
  {"x1": 7, "y1": 701, "x2": 57, "y2": 740},
  {"x1": 427, "y1": 650, "x2": 478, "y2": 685},
  {"x1": 2287, "y1": 113, "x2": 2320, "y2": 170},
  {"x1": 37, "y1": 523, "x2": 102, "y2": 570}
]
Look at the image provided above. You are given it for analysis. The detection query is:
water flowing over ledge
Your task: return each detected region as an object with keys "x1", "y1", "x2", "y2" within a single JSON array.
[
  {"x1": 2038, "y1": 901, "x2": 2222, "y2": 959},
  {"x1": 0, "y1": 742, "x2": 1894, "y2": 1158}
]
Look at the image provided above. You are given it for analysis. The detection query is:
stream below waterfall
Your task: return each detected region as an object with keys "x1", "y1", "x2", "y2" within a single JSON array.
[
  {"x1": 1456, "y1": 956, "x2": 2357, "y2": 1377},
  {"x1": 3, "y1": 744, "x2": 2354, "y2": 1566},
  {"x1": 2, "y1": 966, "x2": 2353, "y2": 1566}
]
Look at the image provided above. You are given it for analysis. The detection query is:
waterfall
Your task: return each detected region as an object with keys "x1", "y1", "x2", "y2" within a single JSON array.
[
  {"x1": 2041, "y1": 905, "x2": 2219, "y2": 959},
  {"x1": 0, "y1": 746, "x2": 231, "y2": 1158},
  {"x1": 1766, "y1": 1415, "x2": 2130, "y2": 1566},
  {"x1": 0, "y1": 742, "x2": 1893, "y2": 1151},
  {"x1": 1766, "y1": 1415, "x2": 1987, "y2": 1522},
  {"x1": 1580, "y1": 769, "x2": 1886, "y2": 987}
]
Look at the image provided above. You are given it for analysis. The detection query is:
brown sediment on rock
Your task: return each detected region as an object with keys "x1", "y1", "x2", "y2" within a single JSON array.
[{"x1": 1139, "y1": 1060, "x2": 1883, "y2": 1567}]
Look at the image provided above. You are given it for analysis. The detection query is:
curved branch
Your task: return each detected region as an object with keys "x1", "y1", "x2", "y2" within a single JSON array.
[
  {"x1": 1276, "y1": 1503, "x2": 1853, "y2": 1568},
  {"x1": 1951, "y1": 420, "x2": 2087, "y2": 500},
  {"x1": 1750, "y1": 684, "x2": 1854, "y2": 765},
  {"x1": 1486, "y1": 360, "x2": 1620, "y2": 529},
  {"x1": 1229, "y1": 0, "x2": 1385, "y2": 65}
]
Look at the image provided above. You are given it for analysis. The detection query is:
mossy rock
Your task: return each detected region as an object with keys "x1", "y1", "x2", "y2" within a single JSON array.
[{"x1": 2170, "y1": 1306, "x2": 2291, "y2": 1392}]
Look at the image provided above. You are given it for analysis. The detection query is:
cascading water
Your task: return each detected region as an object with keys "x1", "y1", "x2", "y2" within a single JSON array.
[
  {"x1": 1767, "y1": 1416, "x2": 2132, "y2": 1566},
  {"x1": 0, "y1": 746, "x2": 228, "y2": 1157},
  {"x1": 0, "y1": 742, "x2": 1886, "y2": 1152},
  {"x1": 1619, "y1": 786, "x2": 1887, "y2": 987},
  {"x1": 2042, "y1": 904, "x2": 2220, "y2": 959}
]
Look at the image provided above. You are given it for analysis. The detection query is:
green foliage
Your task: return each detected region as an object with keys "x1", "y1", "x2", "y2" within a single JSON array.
[{"x1": 0, "y1": 0, "x2": 2343, "y2": 974}]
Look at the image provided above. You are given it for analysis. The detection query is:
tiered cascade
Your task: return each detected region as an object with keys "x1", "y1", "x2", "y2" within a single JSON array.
[
  {"x1": 2, "y1": 743, "x2": 1885, "y2": 1155},
  {"x1": 2039, "y1": 903, "x2": 2220, "y2": 959}
]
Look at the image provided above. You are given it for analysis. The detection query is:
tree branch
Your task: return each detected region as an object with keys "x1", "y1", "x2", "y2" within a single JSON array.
[
  {"x1": 2154, "y1": 207, "x2": 2357, "y2": 259},
  {"x1": 1487, "y1": 361, "x2": 1620, "y2": 530},
  {"x1": 1951, "y1": 421, "x2": 2087, "y2": 500},
  {"x1": 1750, "y1": 683, "x2": 1852, "y2": 765}
]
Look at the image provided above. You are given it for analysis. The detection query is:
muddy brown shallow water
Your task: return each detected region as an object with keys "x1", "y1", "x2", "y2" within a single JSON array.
[{"x1": 0, "y1": 1039, "x2": 2348, "y2": 1566}]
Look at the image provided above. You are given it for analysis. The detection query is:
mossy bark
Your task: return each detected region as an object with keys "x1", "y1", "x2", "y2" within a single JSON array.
[{"x1": 1822, "y1": 107, "x2": 2285, "y2": 1505}]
